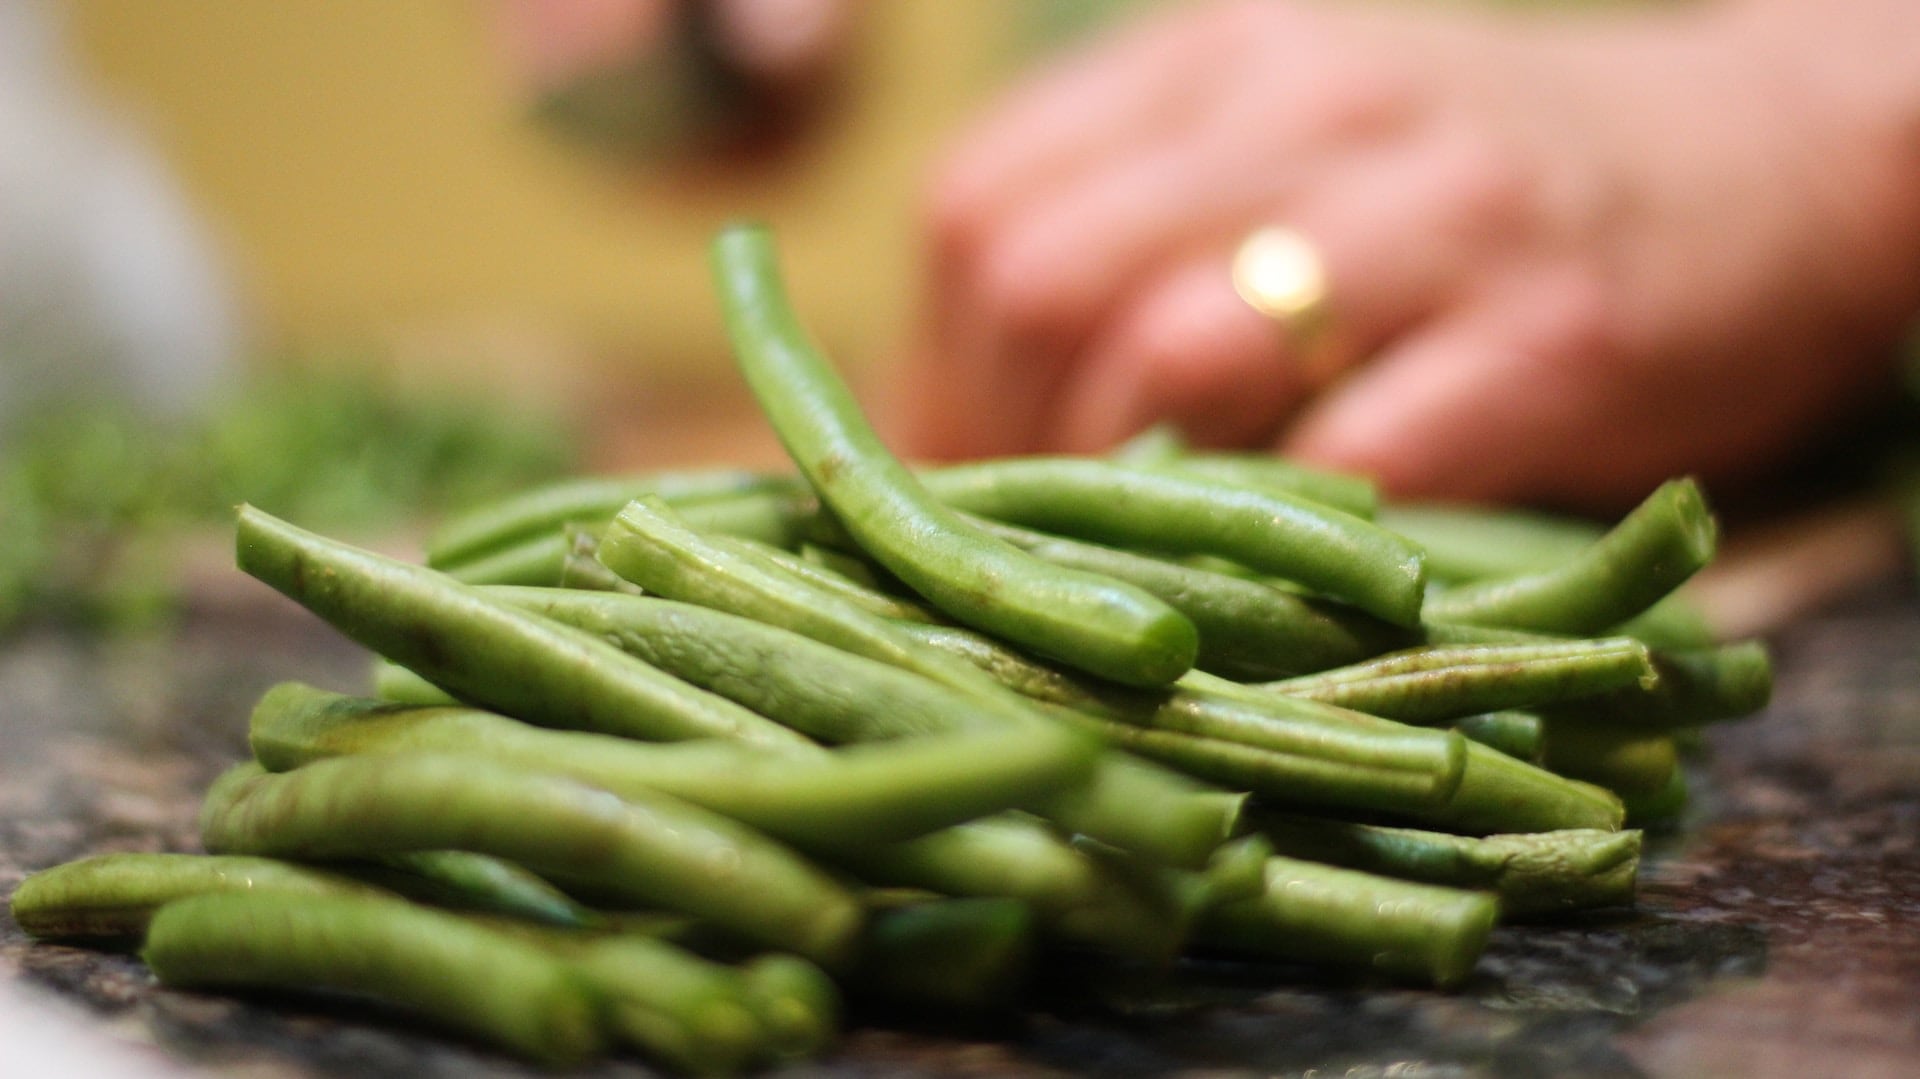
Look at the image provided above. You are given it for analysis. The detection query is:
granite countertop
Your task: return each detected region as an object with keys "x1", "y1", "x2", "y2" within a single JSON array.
[{"x1": 2, "y1": 574, "x2": 1916, "y2": 1079}]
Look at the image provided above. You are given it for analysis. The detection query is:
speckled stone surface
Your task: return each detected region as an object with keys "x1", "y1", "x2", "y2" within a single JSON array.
[{"x1": 3, "y1": 582, "x2": 1916, "y2": 1078}]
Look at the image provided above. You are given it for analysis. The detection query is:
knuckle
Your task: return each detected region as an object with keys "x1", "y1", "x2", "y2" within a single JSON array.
[
  {"x1": 1435, "y1": 131, "x2": 1542, "y2": 238},
  {"x1": 1528, "y1": 266, "x2": 1620, "y2": 368},
  {"x1": 1304, "y1": 62, "x2": 1419, "y2": 140},
  {"x1": 969, "y1": 228, "x2": 1096, "y2": 344},
  {"x1": 919, "y1": 162, "x2": 996, "y2": 269}
]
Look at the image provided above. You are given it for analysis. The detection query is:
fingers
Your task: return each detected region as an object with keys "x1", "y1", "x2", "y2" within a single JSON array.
[
  {"x1": 1046, "y1": 133, "x2": 1515, "y2": 453},
  {"x1": 1051, "y1": 256, "x2": 1305, "y2": 452},
  {"x1": 925, "y1": 11, "x2": 1223, "y2": 256},
  {"x1": 1282, "y1": 272, "x2": 1657, "y2": 507},
  {"x1": 496, "y1": 0, "x2": 670, "y2": 90},
  {"x1": 913, "y1": 140, "x2": 1248, "y2": 460},
  {"x1": 709, "y1": 0, "x2": 852, "y2": 84},
  {"x1": 901, "y1": 18, "x2": 1233, "y2": 461}
]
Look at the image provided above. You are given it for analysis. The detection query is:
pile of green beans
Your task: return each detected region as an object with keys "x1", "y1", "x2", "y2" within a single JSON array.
[{"x1": 10, "y1": 223, "x2": 1774, "y2": 1072}]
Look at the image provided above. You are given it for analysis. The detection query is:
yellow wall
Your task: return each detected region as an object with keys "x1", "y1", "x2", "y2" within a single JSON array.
[{"x1": 64, "y1": 2, "x2": 1017, "y2": 400}]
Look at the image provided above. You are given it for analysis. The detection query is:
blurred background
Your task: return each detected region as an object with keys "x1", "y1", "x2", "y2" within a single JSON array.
[
  {"x1": 3, "y1": 0, "x2": 1911, "y2": 637},
  {"x1": 0, "y1": 0, "x2": 1139, "y2": 631}
]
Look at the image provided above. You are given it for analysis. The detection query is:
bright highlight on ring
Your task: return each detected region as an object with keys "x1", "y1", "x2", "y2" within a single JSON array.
[{"x1": 1231, "y1": 226, "x2": 1330, "y2": 333}]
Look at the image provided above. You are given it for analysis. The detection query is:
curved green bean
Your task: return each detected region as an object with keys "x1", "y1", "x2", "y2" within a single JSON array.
[
  {"x1": 1423, "y1": 478, "x2": 1718, "y2": 633},
  {"x1": 143, "y1": 890, "x2": 605, "y2": 1066},
  {"x1": 236, "y1": 504, "x2": 817, "y2": 752},
  {"x1": 199, "y1": 756, "x2": 864, "y2": 966},
  {"x1": 918, "y1": 457, "x2": 1427, "y2": 626},
  {"x1": 1377, "y1": 502, "x2": 1604, "y2": 582},
  {"x1": 559, "y1": 934, "x2": 771, "y2": 1074},
  {"x1": 1144, "y1": 454, "x2": 1379, "y2": 520},
  {"x1": 252, "y1": 679, "x2": 1098, "y2": 851},
  {"x1": 1105, "y1": 422, "x2": 1379, "y2": 518},
  {"x1": 10, "y1": 853, "x2": 384, "y2": 941},
  {"x1": 712, "y1": 222, "x2": 1199, "y2": 686},
  {"x1": 358, "y1": 850, "x2": 592, "y2": 928},
  {"x1": 593, "y1": 500, "x2": 1242, "y2": 868},
  {"x1": 962, "y1": 514, "x2": 1412, "y2": 679}
]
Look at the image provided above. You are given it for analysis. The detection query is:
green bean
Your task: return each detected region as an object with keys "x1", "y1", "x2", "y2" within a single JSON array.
[
  {"x1": 10, "y1": 853, "x2": 384, "y2": 941},
  {"x1": 1073, "y1": 832, "x2": 1276, "y2": 930},
  {"x1": 1418, "y1": 740, "x2": 1627, "y2": 834},
  {"x1": 1540, "y1": 717, "x2": 1681, "y2": 798},
  {"x1": 357, "y1": 851, "x2": 592, "y2": 928},
  {"x1": 1376, "y1": 502, "x2": 1604, "y2": 582},
  {"x1": 199, "y1": 756, "x2": 864, "y2": 966},
  {"x1": 705, "y1": 533, "x2": 940, "y2": 622},
  {"x1": 558, "y1": 934, "x2": 770, "y2": 1074},
  {"x1": 962, "y1": 514, "x2": 1412, "y2": 679},
  {"x1": 672, "y1": 484, "x2": 821, "y2": 547},
  {"x1": 236, "y1": 504, "x2": 817, "y2": 752},
  {"x1": 556, "y1": 523, "x2": 643, "y2": 593},
  {"x1": 486, "y1": 586, "x2": 1053, "y2": 741},
  {"x1": 795, "y1": 541, "x2": 905, "y2": 593},
  {"x1": 426, "y1": 467, "x2": 787, "y2": 569},
  {"x1": 1258, "y1": 638, "x2": 1657, "y2": 723},
  {"x1": 1549, "y1": 640, "x2": 1772, "y2": 729},
  {"x1": 919, "y1": 457, "x2": 1427, "y2": 626},
  {"x1": 851, "y1": 898, "x2": 1035, "y2": 1013},
  {"x1": 1611, "y1": 593, "x2": 1716, "y2": 650},
  {"x1": 1107, "y1": 420, "x2": 1190, "y2": 465},
  {"x1": 1417, "y1": 620, "x2": 1561, "y2": 647},
  {"x1": 1250, "y1": 813, "x2": 1641, "y2": 917},
  {"x1": 441, "y1": 529, "x2": 567, "y2": 586},
  {"x1": 1422, "y1": 478, "x2": 1718, "y2": 633},
  {"x1": 712, "y1": 223, "x2": 1199, "y2": 686},
  {"x1": 1186, "y1": 671, "x2": 1621, "y2": 832},
  {"x1": 895, "y1": 622, "x2": 1466, "y2": 809},
  {"x1": 594, "y1": 500, "x2": 1241, "y2": 868},
  {"x1": 143, "y1": 891, "x2": 605, "y2": 1066},
  {"x1": 1105, "y1": 423, "x2": 1380, "y2": 518},
  {"x1": 251, "y1": 680, "x2": 1099, "y2": 851},
  {"x1": 1052, "y1": 707, "x2": 1459, "y2": 812},
  {"x1": 1620, "y1": 765, "x2": 1690, "y2": 828},
  {"x1": 736, "y1": 954, "x2": 840, "y2": 1062},
  {"x1": 1143, "y1": 454, "x2": 1379, "y2": 520},
  {"x1": 1197, "y1": 855, "x2": 1498, "y2": 987},
  {"x1": 1452, "y1": 711, "x2": 1545, "y2": 761},
  {"x1": 599, "y1": 496, "x2": 1001, "y2": 698},
  {"x1": 369, "y1": 658, "x2": 459, "y2": 704},
  {"x1": 840, "y1": 817, "x2": 1194, "y2": 963}
]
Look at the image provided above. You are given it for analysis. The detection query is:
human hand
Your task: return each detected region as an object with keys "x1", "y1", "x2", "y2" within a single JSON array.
[
  {"x1": 895, "y1": 0, "x2": 1920, "y2": 509},
  {"x1": 498, "y1": 0, "x2": 850, "y2": 93},
  {"x1": 495, "y1": 0, "x2": 852, "y2": 155}
]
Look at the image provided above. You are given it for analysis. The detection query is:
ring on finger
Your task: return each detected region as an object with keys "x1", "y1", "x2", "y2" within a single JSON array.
[{"x1": 1231, "y1": 226, "x2": 1339, "y2": 381}]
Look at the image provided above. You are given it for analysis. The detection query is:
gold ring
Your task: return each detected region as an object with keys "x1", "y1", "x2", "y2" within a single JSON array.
[{"x1": 1231, "y1": 226, "x2": 1331, "y2": 343}]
